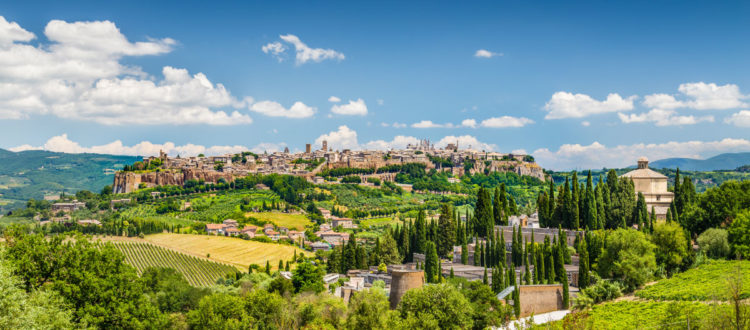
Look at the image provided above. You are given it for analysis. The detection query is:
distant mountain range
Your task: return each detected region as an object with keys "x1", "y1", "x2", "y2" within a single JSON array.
[
  {"x1": 0, "y1": 148, "x2": 140, "y2": 213},
  {"x1": 649, "y1": 152, "x2": 750, "y2": 171}
]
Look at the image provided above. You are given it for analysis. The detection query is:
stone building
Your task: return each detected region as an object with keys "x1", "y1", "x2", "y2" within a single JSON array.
[{"x1": 619, "y1": 157, "x2": 674, "y2": 219}]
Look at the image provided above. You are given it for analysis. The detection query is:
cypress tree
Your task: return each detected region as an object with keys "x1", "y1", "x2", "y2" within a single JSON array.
[
  {"x1": 562, "y1": 271, "x2": 570, "y2": 309},
  {"x1": 265, "y1": 260, "x2": 271, "y2": 275},
  {"x1": 493, "y1": 187, "x2": 503, "y2": 225},
  {"x1": 578, "y1": 234, "x2": 590, "y2": 288},
  {"x1": 523, "y1": 240, "x2": 531, "y2": 285},
  {"x1": 461, "y1": 243, "x2": 468, "y2": 264},
  {"x1": 536, "y1": 248, "x2": 545, "y2": 284},
  {"x1": 548, "y1": 179, "x2": 556, "y2": 228},
  {"x1": 278, "y1": 260, "x2": 283, "y2": 270},
  {"x1": 483, "y1": 267, "x2": 488, "y2": 285},
  {"x1": 424, "y1": 241, "x2": 438, "y2": 283},
  {"x1": 555, "y1": 239, "x2": 565, "y2": 283},
  {"x1": 650, "y1": 206, "x2": 656, "y2": 232},
  {"x1": 666, "y1": 206, "x2": 673, "y2": 222},
  {"x1": 537, "y1": 192, "x2": 549, "y2": 228},
  {"x1": 513, "y1": 287, "x2": 521, "y2": 318},
  {"x1": 584, "y1": 170, "x2": 598, "y2": 230},
  {"x1": 508, "y1": 197, "x2": 518, "y2": 216},
  {"x1": 415, "y1": 209, "x2": 427, "y2": 253},
  {"x1": 571, "y1": 172, "x2": 580, "y2": 229},
  {"x1": 450, "y1": 266, "x2": 454, "y2": 279},
  {"x1": 437, "y1": 203, "x2": 456, "y2": 257}
]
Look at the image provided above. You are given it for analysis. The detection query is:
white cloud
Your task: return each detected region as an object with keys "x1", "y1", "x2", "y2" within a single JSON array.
[
  {"x1": 435, "y1": 135, "x2": 496, "y2": 151},
  {"x1": 250, "y1": 101, "x2": 316, "y2": 118},
  {"x1": 581, "y1": 121, "x2": 590, "y2": 127},
  {"x1": 474, "y1": 49, "x2": 502, "y2": 58},
  {"x1": 261, "y1": 41, "x2": 286, "y2": 62},
  {"x1": 330, "y1": 98, "x2": 368, "y2": 116},
  {"x1": 643, "y1": 82, "x2": 748, "y2": 111},
  {"x1": 412, "y1": 120, "x2": 450, "y2": 128},
  {"x1": 725, "y1": 110, "x2": 750, "y2": 127},
  {"x1": 511, "y1": 149, "x2": 528, "y2": 155},
  {"x1": 544, "y1": 92, "x2": 636, "y2": 119},
  {"x1": 0, "y1": 16, "x2": 275, "y2": 125},
  {"x1": 381, "y1": 122, "x2": 406, "y2": 128},
  {"x1": 9, "y1": 134, "x2": 285, "y2": 157},
  {"x1": 263, "y1": 34, "x2": 344, "y2": 65},
  {"x1": 618, "y1": 109, "x2": 714, "y2": 126},
  {"x1": 362, "y1": 136, "x2": 420, "y2": 150},
  {"x1": 315, "y1": 125, "x2": 359, "y2": 150},
  {"x1": 328, "y1": 96, "x2": 341, "y2": 103},
  {"x1": 461, "y1": 119, "x2": 477, "y2": 128},
  {"x1": 480, "y1": 116, "x2": 534, "y2": 128},
  {"x1": 533, "y1": 138, "x2": 750, "y2": 170},
  {"x1": 377, "y1": 99, "x2": 384, "y2": 106}
]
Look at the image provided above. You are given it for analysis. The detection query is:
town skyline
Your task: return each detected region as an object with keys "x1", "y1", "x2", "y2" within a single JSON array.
[{"x1": 1, "y1": 1, "x2": 750, "y2": 170}]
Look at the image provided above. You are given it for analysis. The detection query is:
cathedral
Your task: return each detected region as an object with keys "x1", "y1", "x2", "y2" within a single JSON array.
[{"x1": 619, "y1": 157, "x2": 674, "y2": 220}]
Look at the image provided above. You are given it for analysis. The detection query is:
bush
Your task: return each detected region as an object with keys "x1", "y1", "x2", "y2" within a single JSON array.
[
  {"x1": 728, "y1": 210, "x2": 750, "y2": 259},
  {"x1": 574, "y1": 278, "x2": 623, "y2": 310},
  {"x1": 697, "y1": 228, "x2": 731, "y2": 259},
  {"x1": 341, "y1": 176, "x2": 362, "y2": 184},
  {"x1": 598, "y1": 228, "x2": 656, "y2": 291}
]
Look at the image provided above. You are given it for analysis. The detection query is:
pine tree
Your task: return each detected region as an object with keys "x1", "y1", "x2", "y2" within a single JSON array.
[{"x1": 578, "y1": 234, "x2": 590, "y2": 288}]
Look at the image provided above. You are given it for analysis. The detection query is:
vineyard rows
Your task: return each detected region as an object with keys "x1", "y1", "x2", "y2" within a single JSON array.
[{"x1": 108, "y1": 242, "x2": 238, "y2": 287}]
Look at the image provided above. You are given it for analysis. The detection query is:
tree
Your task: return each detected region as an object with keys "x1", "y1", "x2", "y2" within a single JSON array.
[
  {"x1": 414, "y1": 210, "x2": 427, "y2": 253},
  {"x1": 633, "y1": 192, "x2": 648, "y2": 230},
  {"x1": 475, "y1": 188, "x2": 494, "y2": 237},
  {"x1": 376, "y1": 234, "x2": 402, "y2": 265},
  {"x1": 651, "y1": 222, "x2": 688, "y2": 275},
  {"x1": 397, "y1": 284, "x2": 474, "y2": 329},
  {"x1": 424, "y1": 241, "x2": 439, "y2": 283},
  {"x1": 292, "y1": 261, "x2": 325, "y2": 293},
  {"x1": 345, "y1": 289, "x2": 393, "y2": 330},
  {"x1": 697, "y1": 228, "x2": 731, "y2": 259},
  {"x1": 461, "y1": 243, "x2": 468, "y2": 265},
  {"x1": 244, "y1": 289, "x2": 287, "y2": 329},
  {"x1": 493, "y1": 187, "x2": 504, "y2": 225},
  {"x1": 460, "y1": 280, "x2": 509, "y2": 328},
  {"x1": 437, "y1": 203, "x2": 456, "y2": 257},
  {"x1": 187, "y1": 293, "x2": 250, "y2": 329},
  {"x1": 729, "y1": 210, "x2": 750, "y2": 259},
  {"x1": 583, "y1": 171, "x2": 598, "y2": 230},
  {"x1": 578, "y1": 235, "x2": 590, "y2": 289},
  {"x1": 598, "y1": 228, "x2": 657, "y2": 291},
  {"x1": 0, "y1": 259, "x2": 73, "y2": 329}
]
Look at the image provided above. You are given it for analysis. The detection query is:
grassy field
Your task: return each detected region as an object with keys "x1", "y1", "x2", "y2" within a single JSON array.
[
  {"x1": 245, "y1": 211, "x2": 311, "y2": 230},
  {"x1": 359, "y1": 217, "x2": 400, "y2": 228},
  {"x1": 635, "y1": 260, "x2": 750, "y2": 301},
  {"x1": 107, "y1": 241, "x2": 238, "y2": 287},
  {"x1": 144, "y1": 233, "x2": 308, "y2": 270}
]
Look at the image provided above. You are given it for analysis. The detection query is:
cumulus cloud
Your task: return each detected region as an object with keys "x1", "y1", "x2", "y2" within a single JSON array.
[
  {"x1": 8, "y1": 134, "x2": 285, "y2": 156},
  {"x1": 263, "y1": 34, "x2": 344, "y2": 65},
  {"x1": 250, "y1": 101, "x2": 316, "y2": 118},
  {"x1": 315, "y1": 125, "x2": 359, "y2": 150},
  {"x1": 480, "y1": 116, "x2": 534, "y2": 128},
  {"x1": 461, "y1": 119, "x2": 477, "y2": 128},
  {"x1": 328, "y1": 96, "x2": 341, "y2": 103},
  {"x1": 544, "y1": 92, "x2": 636, "y2": 119},
  {"x1": 330, "y1": 98, "x2": 368, "y2": 116},
  {"x1": 643, "y1": 82, "x2": 748, "y2": 112},
  {"x1": 581, "y1": 121, "x2": 591, "y2": 127},
  {"x1": 0, "y1": 16, "x2": 300, "y2": 125},
  {"x1": 362, "y1": 136, "x2": 420, "y2": 150},
  {"x1": 725, "y1": 110, "x2": 750, "y2": 127},
  {"x1": 436, "y1": 135, "x2": 496, "y2": 151},
  {"x1": 474, "y1": 49, "x2": 502, "y2": 58},
  {"x1": 533, "y1": 138, "x2": 750, "y2": 170},
  {"x1": 618, "y1": 109, "x2": 714, "y2": 126}
]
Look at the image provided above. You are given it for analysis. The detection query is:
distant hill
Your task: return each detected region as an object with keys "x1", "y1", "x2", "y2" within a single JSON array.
[
  {"x1": 649, "y1": 152, "x2": 750, "y2": 171},
  {"x1": 0, "y1": 149, "x2": 140, "y2": 213}
]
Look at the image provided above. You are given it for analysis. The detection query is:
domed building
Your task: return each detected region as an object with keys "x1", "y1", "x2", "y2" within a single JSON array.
[{"x1": 619, "y1": 157, "x2": 673, "y2": 220}]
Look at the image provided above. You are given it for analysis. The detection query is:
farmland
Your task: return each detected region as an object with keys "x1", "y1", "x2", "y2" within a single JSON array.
[
  {"x1": 144, "y1": 233, "x2": 308, "y2": 270},
  {"x1": 578, "y1": 301, "x2": 725, "y2": 329},
  {"x1": 245, "y1": 211, "x2": 311, "y2": 230},
  {"x1": 107, "y1": 241, "x2": 237, "y2": 287},
  {"x1": 635, "y1": 260, "x2": 750, "y2": 301}
]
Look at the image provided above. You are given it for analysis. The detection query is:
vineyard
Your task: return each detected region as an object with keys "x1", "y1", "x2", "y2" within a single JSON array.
[
  {"x1": 635, "y1": 260, "x2": 750, "y2": 301},
  {"x1": 109, "y1": 241, "x2": 238, "y2": 287},
  {"x1": 144, "y1": 233, "x2": 308, "y2": 270},
  {"x1": 245, "y1": 211, "x2": 311, "y2": 230},
  {"x1": 582, "y1": 301, "x2": 725, "y2": 329}
]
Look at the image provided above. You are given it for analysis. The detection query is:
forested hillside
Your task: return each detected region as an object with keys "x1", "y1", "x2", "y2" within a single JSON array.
[{"x1": 0, "y1": 149, "x2": 139, "y2": 213}]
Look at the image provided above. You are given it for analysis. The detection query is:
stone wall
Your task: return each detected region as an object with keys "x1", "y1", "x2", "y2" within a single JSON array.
[
  {"x1": 113, "y1": 169, "x2": 237, "y2": 194},
  {"x1": 519, "y1": 284, "x2": 564, "y2": 317}
]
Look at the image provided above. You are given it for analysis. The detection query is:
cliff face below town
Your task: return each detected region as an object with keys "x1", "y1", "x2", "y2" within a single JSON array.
[{"x1": 113, "y1": 169, "x2": 236, "y2": 194}]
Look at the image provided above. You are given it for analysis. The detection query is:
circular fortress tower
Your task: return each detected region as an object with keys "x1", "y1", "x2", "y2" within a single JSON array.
[{"x1": 389, "y1": 269, "x2": 425, "y2": 309}]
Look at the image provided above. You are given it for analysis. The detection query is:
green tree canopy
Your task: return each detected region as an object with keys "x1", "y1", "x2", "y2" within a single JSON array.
[{"x1": 597, "y1": 228, "x2": 657, "y2": 291}]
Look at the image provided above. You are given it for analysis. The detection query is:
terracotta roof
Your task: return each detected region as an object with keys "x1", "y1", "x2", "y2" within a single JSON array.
[{"x1": 206, "y1": 224, "x2": 224, "y2": 230}]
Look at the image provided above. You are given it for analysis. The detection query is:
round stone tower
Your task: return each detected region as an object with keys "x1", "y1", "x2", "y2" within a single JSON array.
[{"x1": 389, "y1": 269, "x2": 425, "y2": 309}]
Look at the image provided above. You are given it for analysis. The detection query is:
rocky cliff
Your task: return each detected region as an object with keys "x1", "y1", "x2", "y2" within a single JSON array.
[{"x1": 113, "y1": 169, "x2": 237, "y2": 194}]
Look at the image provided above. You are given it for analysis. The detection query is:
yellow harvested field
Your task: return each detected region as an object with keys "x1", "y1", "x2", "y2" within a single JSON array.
[
  {"x1": 245, "y1": 211, "x2": 311, "y2": 230},
  {"x1": 144, "y1": 233, "x2": 309, "y2": 270}
]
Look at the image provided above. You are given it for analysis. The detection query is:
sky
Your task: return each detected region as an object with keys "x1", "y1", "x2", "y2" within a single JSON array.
[{"x1": 1, "y1": 0, "x2": 749, "y2": 170}]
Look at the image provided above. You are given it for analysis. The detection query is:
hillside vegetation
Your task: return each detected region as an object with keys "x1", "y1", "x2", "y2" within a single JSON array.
[{"x1": 635, "y1": 260, "x2": 750, "y2": 301}]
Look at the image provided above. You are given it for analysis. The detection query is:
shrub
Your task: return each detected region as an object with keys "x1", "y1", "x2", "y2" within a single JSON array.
[{"x1": 697, "y1": 228, "x2": 730, "y2": 259}]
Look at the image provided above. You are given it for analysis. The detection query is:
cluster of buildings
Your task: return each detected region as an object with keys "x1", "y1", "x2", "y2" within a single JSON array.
[
  {"x1": 204, "y1": 219, "x2": 305, "y2": 242},
  {"x1": 115, "y1": 140, "x2": 545, "y2": 193}
]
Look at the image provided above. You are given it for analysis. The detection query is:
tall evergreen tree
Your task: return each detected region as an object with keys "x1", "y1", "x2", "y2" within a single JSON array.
[
  {"x1": 547, "y1": 179, "x2": 556, "y2": 228},
  {"x1": 424, "y1": 241, "x2": 439, "y2": 283},
  {"x1": 474, "y1": 187, "x2": 494, "y2": 237},
  {"x1": 650, "y1": 206, "x2": 656, "y2": 233},
  {"x1": 493, "y1": 187, "x2": 504, "y2": 225},
  {"x1": 633, "y1": 192, "x2": 648, "y2": 230},
  {"x1": 537, "y1": 191, "x2": 549, "y2": 228},
  {"x1": 578, "y1": 234, "x2": 590, "y2": 288},
  {"x1": 461, "y1": 243, "x2": 468, "y2": 265},
  {"x1": 562, "y1": 177, "x2": 573, "y2": 229},
  {"x1": 508, "y1": 197, "x2": 518, "y2": 216},
  {"x1": 562, "y1": 270, "x2": 570, "y2": 309},
  {"x1": 555, "y1": 238, "x2": 565, "y2": 283},
  {"x1": 595, "y1": 175, "x2": 607, "y2": 229},
  {"x1": 536, "y1": 248, "x2": 545, "y2": 284},
  {"x1": 437, "y1": 203, "x2": 456, "y2": 257},
  {"x1": 583, "y1": 170, "x2": 598, "y2": 230},
  {"x1": 415, "y1": 209, "x2": 426, "y2": 253},
  {"x1": 571, "y1": 172, "x2": 580, "y2": 229}
]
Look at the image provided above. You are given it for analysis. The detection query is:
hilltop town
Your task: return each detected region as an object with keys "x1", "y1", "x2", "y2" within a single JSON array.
[{"x1": 113, "y1": 139, "x2": 545, "y2": 194}]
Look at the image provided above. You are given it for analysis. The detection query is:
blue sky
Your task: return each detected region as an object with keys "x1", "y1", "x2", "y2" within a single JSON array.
[{"x1": 1, "y1": 0, "x2": 749, "y2": 170}]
